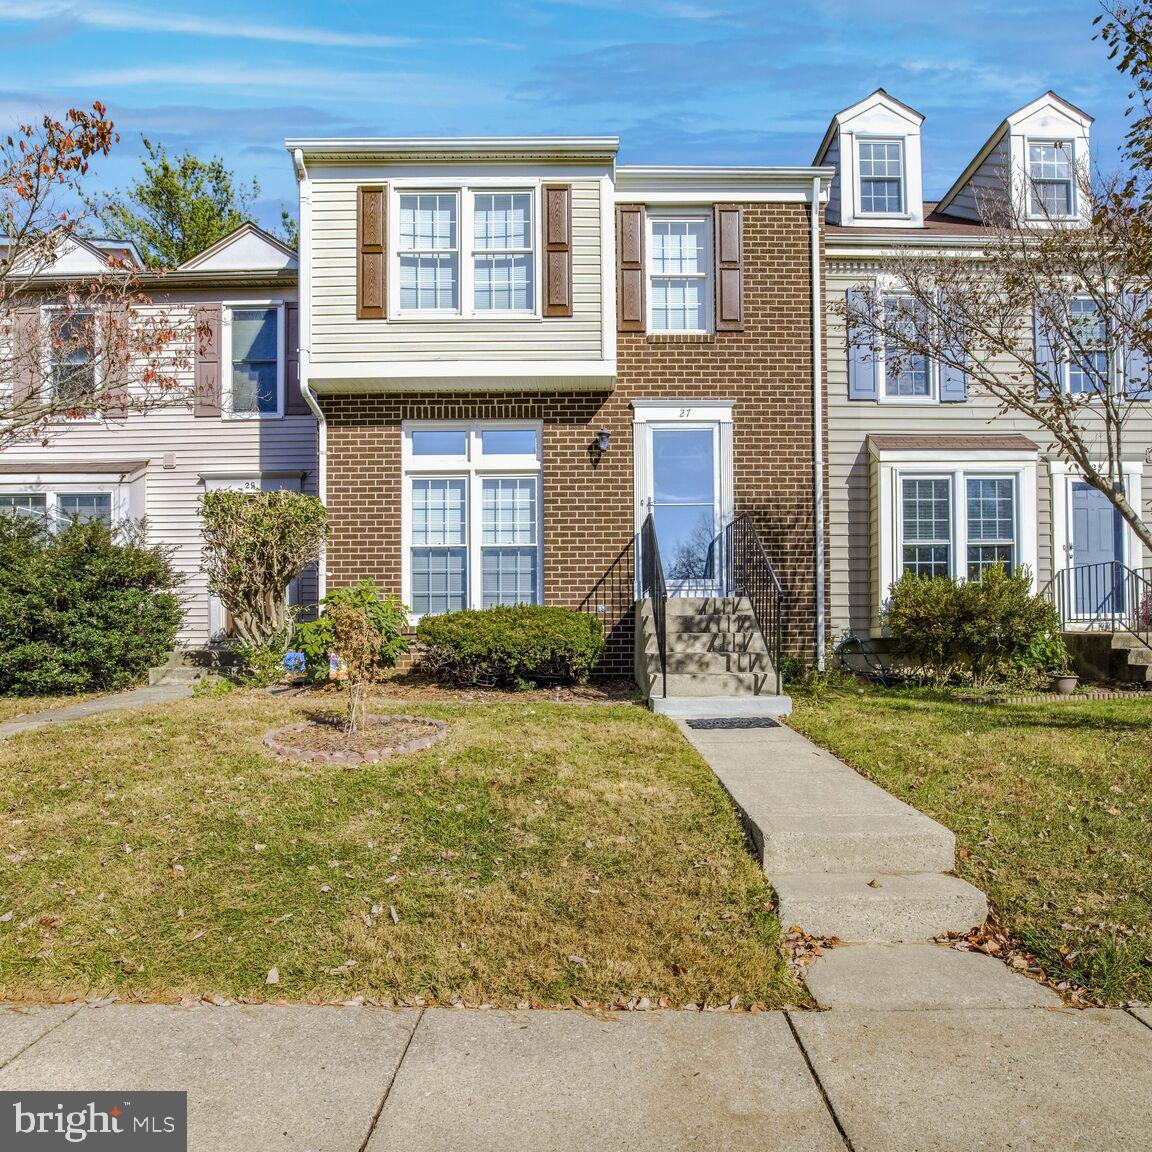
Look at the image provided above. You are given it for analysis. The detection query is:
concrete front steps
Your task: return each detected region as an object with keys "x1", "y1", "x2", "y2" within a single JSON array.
[
  {"x1": 1065, "y1": 629, "x2": 1152, "y2": 685},
  {"x1": 679, "y1": 721, "x2": 988, "y2": 946},
  {"x1": 636, "y1": 596, "x2": 791, "y2": 719}
]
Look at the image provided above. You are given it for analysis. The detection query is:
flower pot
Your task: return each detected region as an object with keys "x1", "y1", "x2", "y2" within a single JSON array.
[{"x1": 1051, "y1": 674, "x2": 1079, "y2": 695}]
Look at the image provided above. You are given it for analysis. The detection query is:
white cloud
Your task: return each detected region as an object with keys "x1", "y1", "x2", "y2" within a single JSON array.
[{"x1": 0, "y1": 0, "x2": 414, "y2": 49}]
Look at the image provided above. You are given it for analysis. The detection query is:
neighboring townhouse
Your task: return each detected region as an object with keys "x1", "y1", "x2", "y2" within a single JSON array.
[
  {"x1": 287, "y1": 137, "x2": 830, "y2": 708},
  {"x1": 818, "y1": 90, "x2": 1152, "y2": 650},
  {"x1": 0, "y1": 224, "x2": 317, "y2": 644}
]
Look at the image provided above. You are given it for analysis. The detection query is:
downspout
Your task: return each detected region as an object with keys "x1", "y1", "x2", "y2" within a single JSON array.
[
  {"x1": 294, "y1": 146, "x2": 327, "y2": 599},
  {"x1": 810, "y1": 174, "x2": 827, "y2": 672}
]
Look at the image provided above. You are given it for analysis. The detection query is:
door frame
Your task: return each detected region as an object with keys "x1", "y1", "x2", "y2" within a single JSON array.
[
  {"x1": 1050, "y1": 460, "x2": 1145, "y2": 622},
  {"x1": 631, "y1": 400, "x2": 735, "y2": 598}
]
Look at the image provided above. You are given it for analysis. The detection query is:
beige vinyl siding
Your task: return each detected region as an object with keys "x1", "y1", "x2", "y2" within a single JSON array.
[
  {"x1": 826, "y1": 262, "x2": 1152, "y2": 638},
  {"x1": 0, "y1": 289, "x2": 317, "y2": 645},
  {"x1": 939, "y1": 134, "x2": 1010, "y2": 222},
  {"x1": 310, "y1": 179, "x2": 604, "y2": 365}
]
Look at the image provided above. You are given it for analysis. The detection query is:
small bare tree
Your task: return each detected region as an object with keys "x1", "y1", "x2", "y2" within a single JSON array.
[
  {"x1": 1, "y1": 103, "x2": 195, "y2": 448},
  {"x1": 839, "y1": 168, "x2": 1152, "y2": 555},
  {"x1": 327, "y1": 600, "x2": 383, "y2": 735}
]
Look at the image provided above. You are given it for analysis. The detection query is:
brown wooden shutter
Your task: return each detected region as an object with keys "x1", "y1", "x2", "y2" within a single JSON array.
[
  {"x1": 193, "y1": 303, "x2": 222, "y2": 417},
  {"x1": 10, "y1": 305, "x2": 41, "y2": 409},
  {"x1": 714, "y1": 204, "x2": 744, "y2": 332},
  {"x1": 542, "y1": 184, "x2": 572, "y2": 318},
  {"x1": 283, "y1": 302, "x2": 311, "y2": 414},
  {"x1": 358, "y1": 185, "x2": 387, "y2": 319},
  {"x1": 617, "y1": 204, "x2": 645, "y2": 332}
]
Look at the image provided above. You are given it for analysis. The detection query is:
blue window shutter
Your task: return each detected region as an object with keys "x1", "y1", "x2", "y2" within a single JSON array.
[
  {"x1": 847, "y1": 287, "x2": 878, "y2": 401},
  {"x1": 1033, "y1": 305, "x2": 1059, "y2": 399},
  {"x1": 938, "y1": 291, "x2": 968, "y2": 402},
  {"x1": 1123, "y1": 290, "x2": 1151, "y2": 401}
]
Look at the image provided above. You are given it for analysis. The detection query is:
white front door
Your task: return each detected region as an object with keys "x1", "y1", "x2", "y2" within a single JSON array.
[{"x1": 634, "y1": 403, "x2": 734, "y2": 598}]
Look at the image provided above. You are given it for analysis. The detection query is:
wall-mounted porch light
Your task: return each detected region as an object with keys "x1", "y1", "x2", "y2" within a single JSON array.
[{"x1": 596, "y1": 427, "x2": 612, "y2": 453}]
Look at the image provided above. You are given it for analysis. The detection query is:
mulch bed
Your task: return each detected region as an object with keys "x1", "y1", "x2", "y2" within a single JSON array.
[{"x1": 263, "y1": 714, "x2": 448, "y2": 765}]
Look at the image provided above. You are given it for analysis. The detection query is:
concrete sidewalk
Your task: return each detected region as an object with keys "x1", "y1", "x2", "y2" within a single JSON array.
[
  {"x1": 0, "y1": 1002, "x2": 1148, "y2": 1150},
  {"x1": 0, "y1": 683, "x2": 193, "y2": 740}
]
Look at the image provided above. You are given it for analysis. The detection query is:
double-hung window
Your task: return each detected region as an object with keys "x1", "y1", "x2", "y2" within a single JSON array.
[
  {"x1": 1067, "y1": 296, "x2": 1109, "y2": 397},
  {"x1": 882, "y1": 296, "x2": 932, "y2": 399},
  {"x1": 229, "y1": 307, "x2": 281, "y2": 416},
  {"x1": 398, "y1": 193, "x2": 460, "y2": 312},
  {"x1": 1028, "y1": 141, "x2": 1074, "y2": 217},
  {"x1": 648, "y1": 214, "x2": 711, "y2": 333},
  {"x1": 473, "y1": 193, "x2": 533, "y2": 312},
  {"x1": 48, "y1": 309, "x2": 97, "y2": 406},
  {"x1": 404, "y1": 422, "x2": 542, "y2": 616},
  {"x1": 858, "y1": 140, "x2": 904, "y2": 215},
  {"x1": 898, "y1": 472, "x2": 1019, "y2": 580},
  {"x1": 395, "y1": 189, "x2": 536, "y2": 317}
]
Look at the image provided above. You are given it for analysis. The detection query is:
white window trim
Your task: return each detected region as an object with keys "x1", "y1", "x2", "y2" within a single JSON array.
[
  {"x1": 645, "y1": 209, "x2": 713, "y2": 335},
  {"x1": 401, "y1": 420, "x2": 544, "y2": 618},
  {"x1": 875, "y1": 451, "x2": 1039, "y2": 625},
  {"x1": 0, "y1": 479, "x2": 127, "y2": 528},
  {"x1": 1049, "y1": 459, "x2": 1145, "y2": 581},
  {"x1": 221, "y1": 301, "x2": 285, "y2": 420},
  {"x1": 40, "y1": 304, "x2": 101, "y2": 419},
  {"x1": 1024, "y1": 138, "x2": 1077, "y2": 221},
  {"x1": 855, "y1": 136, "x2": 907, "y2": 218},
  {"x1": 387, "y1": 182, "x2": 542, "y2": 322}
]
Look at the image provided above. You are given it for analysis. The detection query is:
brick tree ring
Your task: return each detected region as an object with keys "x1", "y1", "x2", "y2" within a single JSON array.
[{"x1": 262, "y1": 715, "x2": 449, "y2": 766}]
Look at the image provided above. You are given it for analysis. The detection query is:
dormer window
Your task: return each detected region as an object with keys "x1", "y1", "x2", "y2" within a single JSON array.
[
  {"x1": 857, "y1": 139, "x2": 905, "y2": 214},
  {"x1": 1027, "y1": 141, "x2": 1074, "y2": 217}
]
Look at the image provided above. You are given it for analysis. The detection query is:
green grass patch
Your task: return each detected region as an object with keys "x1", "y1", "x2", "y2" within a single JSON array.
[
  {"x1": 788, "y1": 686, "x2": 1152, "y2": 1003},
  {"x1": 0, "y1": 690, "x2": 800, "y2": 1009}
]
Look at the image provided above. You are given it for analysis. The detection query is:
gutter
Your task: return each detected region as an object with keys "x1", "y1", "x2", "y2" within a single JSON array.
[
  {"x1": 811, "y1": 175, "x2": 827, "y2": 672},
  {"x1": 294, "y1": 147, "x2": 328, "y2": 600}
]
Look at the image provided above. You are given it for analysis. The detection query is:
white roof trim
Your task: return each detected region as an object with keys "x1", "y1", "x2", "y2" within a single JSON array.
[
  {"x1": 616, "y1": 166, "x2": 832, "y2": 203},
  {"x1": 813, "y1": 88, "x2": 924, "y2": 165},
  {"x1": 285, "y1": 137, "x2": 620, "y2": 163},
  {"x1": 178, "y1": 222, "x2": 297, "y2": 272}
]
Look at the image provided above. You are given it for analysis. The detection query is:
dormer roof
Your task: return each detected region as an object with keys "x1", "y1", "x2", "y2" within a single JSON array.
[
  {"x1": 935, "y1": 91, "x2": 1093, "y2": 219},
  {"x1": 813, "y1": 89, "x2": 924, "y2": 166}
]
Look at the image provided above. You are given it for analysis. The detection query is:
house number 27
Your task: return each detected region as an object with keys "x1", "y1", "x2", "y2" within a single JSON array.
[{"x1": 678, "y1": 408, "x2": 692, "y2": 418}]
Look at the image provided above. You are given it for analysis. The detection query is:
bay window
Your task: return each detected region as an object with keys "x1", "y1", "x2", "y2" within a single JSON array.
[
  {"x1": 404, "y1": 422, "x2": 542, "y2": 616},
  {"x1": 901, "y1": 477, "x2": 952, "y2": 577},
  {"x1": 965, "y1": 477, "x2": 1016, "y2": 577}
]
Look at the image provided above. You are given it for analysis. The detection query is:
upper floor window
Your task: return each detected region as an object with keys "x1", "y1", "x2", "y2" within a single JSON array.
[
  {"x1": 395, "y1": 189, "x2": 535, "y2": 317},
  {"x1": 882, "y1": 296, "x2": 932, "y2": 399},
  {"x1": 48, "y1": 309, "x2": 96, "y2": 405},
  {"x1": 1028, "y1": 140, "x2": 1074, "y2": 217},
  {"x1": 648, "y1": 215, "x2": 711, "y2": 333},
  {"x1": 229, "y1": 307, "x2": 280, "y2": 416},
  {"x1": 1067, "y1": 296, "x2": 1109, "y2": 396},
  {"x1": 858, "y1": 139, "x2": 904, "y2": 215}
]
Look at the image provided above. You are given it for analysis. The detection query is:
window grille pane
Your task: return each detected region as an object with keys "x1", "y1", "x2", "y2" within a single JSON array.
[
  {"x1": 411, "y1": 429, "x2": 468, "y2": 456},
  {"x1": 1028, "y1": 143, "x2": 1073, "y2": 216},
  {"x1": 901, "y1": 477, "x2": 951, "y2": 576},
  {"x1": 399, "y1": 194, "x2": 457, "y2": 250},
  {"x1": 473, "y1": 193, "x2": 532, "y2": 250},
  {"x1": 480, "y1": 428, "x2": 537, "y2": 456},
  {"x1": 411, "y1": 478, "x2": 466, "y2": 546},
  {"x1": 411, "y1": 547, "x2": 467, "y2": 615},
  {"x1": 482, "y1": 547, "x2": 537, "y2": 607},
  {"x1": 883, "y1": 297, "x2": 931, "y2": 397},
  {"x1": 0, "y1": 493, "x2": 47, "y2": 518},
  {"x1": 1068, "y1": 298, "x2": 1109, "y2": 395},
  {"x1": 474, "y1": 254, "x2": 533, "y2": 311},
  {"x1": 399, "y1": 254, "x2": 459, "y2": 311},
  {"x1": 651, "y1": 220, "x2": 707, "y2": 275},
  {"x1": 967, "y1": 543, "x2": 1015, "y2": 580},
  {"x1": 650, "y1": 277, "x2": 707, "y2": 332},
  {"x1": 482, "y1": 477, "x2": 537, "y2": 545},
  {"x1": 965, "y1": 477, "x2": 1015, "y2": 578},
  {"x1": 859, "y1": 141, "x2": 903, "y2": 214},
  {"x1": 58, "y1": 492, "x2": 112, "y2": 526}
]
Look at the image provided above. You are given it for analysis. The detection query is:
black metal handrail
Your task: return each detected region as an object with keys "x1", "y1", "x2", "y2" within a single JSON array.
[
  {"x1": 638, "y1": 512, "x2": 668, "y2": 698},
  {"x1": 724, "y1": 513, "x2": 785, "y2": 696},
  {"x1": 1049, "y1": 560, "x2": 1152, "y2": 647}
]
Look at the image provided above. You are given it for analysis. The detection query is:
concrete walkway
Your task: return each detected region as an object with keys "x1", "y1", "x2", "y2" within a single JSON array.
[
  {"x1": 0, "y1": 682, "x2": 193, "y2": 740},
  {"x1": 0, "y1": 1002, "x2": 1148, "y2": 1150}
]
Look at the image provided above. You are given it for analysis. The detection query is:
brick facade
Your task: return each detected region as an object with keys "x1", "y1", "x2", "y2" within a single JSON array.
[{"x1": 321, "y1": 201, "x2": 825, "y2": 676}]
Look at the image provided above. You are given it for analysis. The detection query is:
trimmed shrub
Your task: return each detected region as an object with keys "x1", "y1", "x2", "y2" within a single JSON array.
[
  {"x1": 0, "y1": 516, "x2": 183, "y2": 696},
  {"x1": 885, "y1": 565, "x2": 1063, "y2": 685},
  {"x1": 417, "y1": 605, "x2": 604, "y2": 688}
]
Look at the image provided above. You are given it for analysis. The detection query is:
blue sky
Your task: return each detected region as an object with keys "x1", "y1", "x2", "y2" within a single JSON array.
[{"x1": 0, "y1": 0, "x2": 1133, "y2": 231}]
